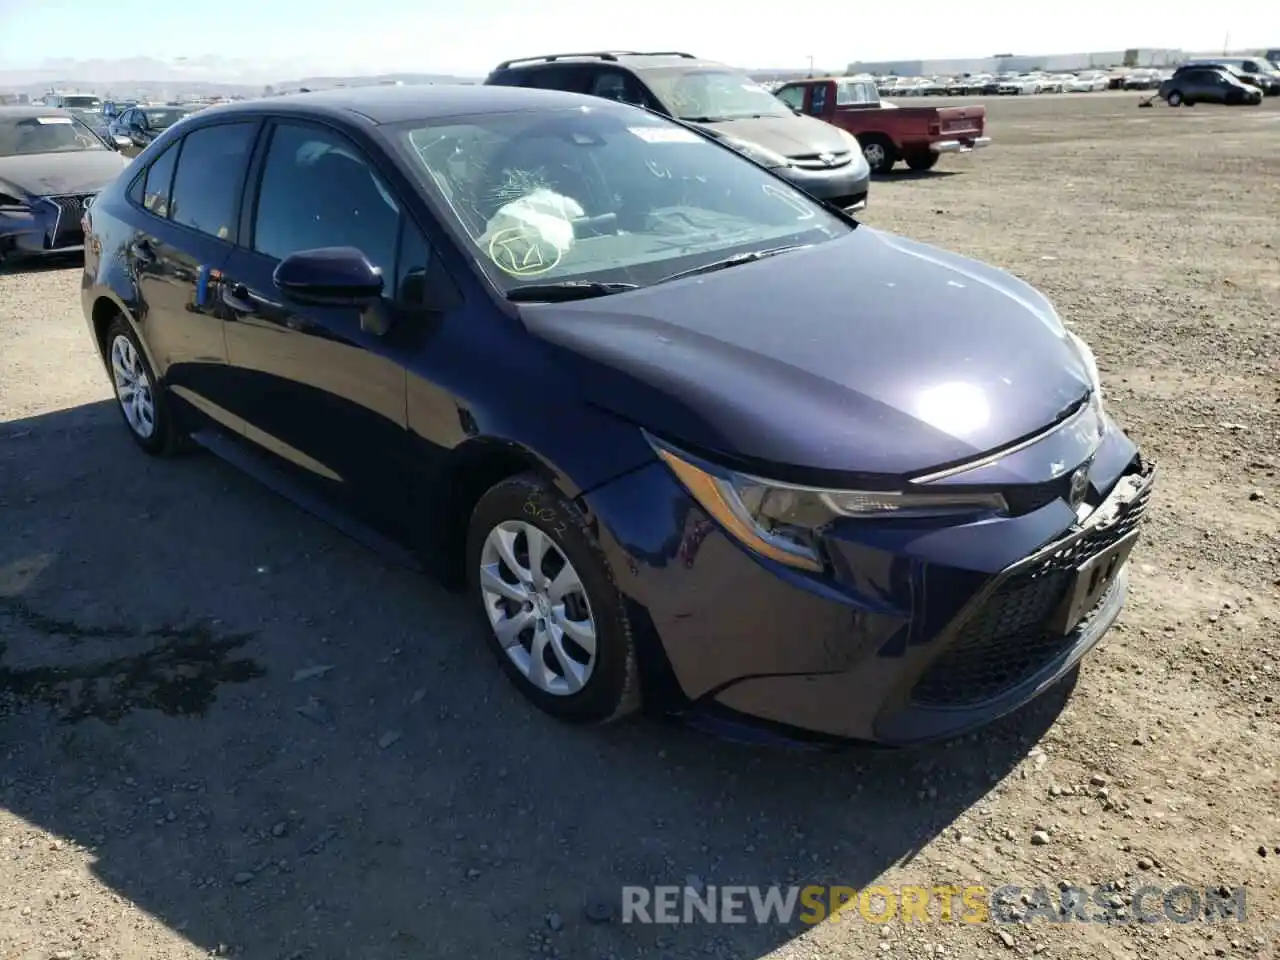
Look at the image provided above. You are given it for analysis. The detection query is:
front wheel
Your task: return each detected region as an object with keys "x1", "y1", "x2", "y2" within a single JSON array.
[
  {"x1": 466, "y1": 474, "x2": 640, "y2": 724},
  {"x1": 1167, "y1": 90, "x2": 1183, "y2": 106},
  {"x1": 905, "y1": 152, "x2": 940, "y2": 172}
]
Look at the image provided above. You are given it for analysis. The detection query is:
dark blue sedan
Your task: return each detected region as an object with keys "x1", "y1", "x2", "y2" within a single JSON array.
[{"x1": 79, "y1": 85, "x2": 1154, "y2": 745}]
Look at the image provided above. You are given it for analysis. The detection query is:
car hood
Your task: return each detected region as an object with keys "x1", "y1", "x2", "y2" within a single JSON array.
[
  {"x1": 520, "y1": 228, "x2": 1093, "y2": 481},
  {"x1": 693, "y1": 113, "x2": 852, "y2": 159},
  {"x1": 0, "y1": 150, "x2": 130, "y2": 197}
]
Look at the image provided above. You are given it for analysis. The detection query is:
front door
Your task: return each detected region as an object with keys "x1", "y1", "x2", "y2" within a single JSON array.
[{"x1": 217, "y1": 119, "x2": 421, "y2": 539}]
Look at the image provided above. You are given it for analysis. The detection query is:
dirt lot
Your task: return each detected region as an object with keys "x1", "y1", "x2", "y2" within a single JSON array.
[{"x1": 1, "y1": 91, "x2": 1278, "y2": 960}]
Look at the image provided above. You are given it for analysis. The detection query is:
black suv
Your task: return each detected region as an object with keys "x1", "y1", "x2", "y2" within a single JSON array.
[{"x1": 485, "y1": 51, "x2": 871, "y2": 212}]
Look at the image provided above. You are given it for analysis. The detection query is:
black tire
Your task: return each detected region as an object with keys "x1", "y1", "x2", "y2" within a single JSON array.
[
  {"x1": 103, "y1": 316, "x2": 190, "y2": 456},
  {"x1": 465, "y1": 473, "x2": 640, "y2": 724},
  {"x1": 861, "y1": 135, "x2": 897, "y2": 174},
  {"x1": 1166, "y1": 90, "x2": 1183, "y2": 106},
  {"x1": 905, "y1": 152, "x2": 940, "y2": 172}
]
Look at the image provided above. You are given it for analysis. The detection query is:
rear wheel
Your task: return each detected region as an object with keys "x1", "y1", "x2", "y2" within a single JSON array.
[
  {"x1": 905, "y1": 152, "x2": 940, "y2": 172},
  {"x1": 104, "y1": 317, "x2": 189, "y2": 456},
  {"x1": 861, "y1": 135, "x2": 897, "y2": 174},
  {"x1": 466, "y1": 474, "x2": 640, "y2": 724}
]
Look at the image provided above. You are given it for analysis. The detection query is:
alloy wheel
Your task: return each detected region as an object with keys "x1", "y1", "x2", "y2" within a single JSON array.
[
  {"x1": 478, "y1": 520, "x2": 597, "y2": 696},
  {"x1": 110, "y1": 334, "x2": 155, "y2": 439},
  {"x1": 863, "y1": 142, "x2": 887, "y2": 168}
]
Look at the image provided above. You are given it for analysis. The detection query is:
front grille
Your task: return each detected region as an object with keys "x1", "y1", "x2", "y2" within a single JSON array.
[
  {"x1": 790, "y1": 151, "x2": 852, "y2": 170},
  {"x1": 42, "y1": 194, "x2": 93, "y2": 248},
  {"x1": 910, "y1": 474, "x2": 1152, "y2": 708}
]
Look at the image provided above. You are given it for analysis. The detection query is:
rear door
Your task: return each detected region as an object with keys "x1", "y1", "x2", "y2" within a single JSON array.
[
  {"x1": 217, "y1": 119, "x2": 423, "y2": 538},
  {"x1": 123, "y1": 119, "x2": 260, "y2": 434}
]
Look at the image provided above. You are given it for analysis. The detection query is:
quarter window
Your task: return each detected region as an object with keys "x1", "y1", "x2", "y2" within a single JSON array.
[
  {"x1": 168, "y1": 121, "x2": 257, "y2": 240},
  {"x1": 252, "y1": 122, "x2": 400, "y2": 277},
  {"x1": 137, "y1": 142, "x2": 179, "y2": 217}
]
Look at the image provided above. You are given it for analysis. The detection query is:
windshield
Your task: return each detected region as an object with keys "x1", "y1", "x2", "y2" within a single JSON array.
[
  {"x1": 394, "y1": 107, "x2": 849, "y2": 293},
  {"x1": 0, "y1": 115, "x2": 107, "y2": 157},
  {"x1": 642, "y1": 69, "x2": 793, "y2": 121},
  {"x1": 141, "y1": 108, "x2": 190, "y2": 129},
  {"x1": 62, "y1": 96, "x2": 101, "y2": 109}
]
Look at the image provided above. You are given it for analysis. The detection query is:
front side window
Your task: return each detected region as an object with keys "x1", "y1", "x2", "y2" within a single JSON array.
[
  {"x1": 168, "y1": 121, "x2": 257, "y2": 240},
  {"x1": 774, "y1": 85, "x2": 804, "y2": 110},
  {"x1": 0, "y1": 115, "x2": 106, "y2": 157},
  {"x1": 252, "y1": 122, "x2": 400, "y2": 277},
  {"x1": 643, "y1": 68, "x2": 793, "y2": 121},
  {"x1": 395, "y1": 106, "x2": 849, "y2": 293}
]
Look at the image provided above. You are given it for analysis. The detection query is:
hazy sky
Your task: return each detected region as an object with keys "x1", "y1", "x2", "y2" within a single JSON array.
[{"x1": 1, "y1": 0, "x2": 1276, "y2": 77}]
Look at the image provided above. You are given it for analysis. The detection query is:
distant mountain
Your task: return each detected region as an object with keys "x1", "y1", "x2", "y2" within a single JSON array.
[{"x1": 0, "y1": 58, "x2": 482, "y2": 97}]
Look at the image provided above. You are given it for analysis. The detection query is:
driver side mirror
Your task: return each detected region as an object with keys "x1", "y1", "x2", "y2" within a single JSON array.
[{"x1": 273, "y1": 247, "x2": 388, "y2": 332}]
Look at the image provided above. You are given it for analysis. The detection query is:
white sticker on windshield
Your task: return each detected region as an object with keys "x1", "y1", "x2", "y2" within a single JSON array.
[
  {"x1": 35, "y1": 116, "x2": 74, "y2": 124},
  {"x1": 741, "y1": 83, "x2": 767, "y2": 92},
  {"x1": 629, "y1": 126, "x2": 701, "y2": 144}
]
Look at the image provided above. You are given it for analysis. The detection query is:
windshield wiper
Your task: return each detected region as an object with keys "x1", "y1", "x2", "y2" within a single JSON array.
[
  {"x1": 505, "y1": 280, "x2": 639, "y2": 303},
  {"x1": 654, "y1": 244, "x2": 810, "y2": 285}
]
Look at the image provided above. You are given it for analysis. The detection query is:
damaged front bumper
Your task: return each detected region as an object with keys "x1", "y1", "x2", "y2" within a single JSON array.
[{"x1": 0, "y1": 193, "x2": 95, "y2": 261}]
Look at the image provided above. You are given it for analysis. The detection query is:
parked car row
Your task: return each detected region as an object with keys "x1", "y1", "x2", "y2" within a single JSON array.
[{"x1": 877, "y1": 70, "x2": 1131, "y2": 97}]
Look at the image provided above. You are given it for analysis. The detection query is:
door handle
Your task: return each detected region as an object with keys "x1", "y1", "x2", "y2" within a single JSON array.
[
  {"x1": 222, "y1": 284, "x2": 261, "y2": 315},
  {"x1": 130, "y1": 239, "x2": 155, "y2": 264}
]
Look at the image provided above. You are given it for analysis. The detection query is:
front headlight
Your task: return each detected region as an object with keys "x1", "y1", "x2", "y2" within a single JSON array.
[
  {"x1": 835, "y1": 127, "x2": 863, "y2": 153},
  {"x1": 648, "y1": 435, "x2": 1008, "y2": 572},
  {"x1": 1066, "y1": 330, "x2": 1103, "y2": 397},
  {"x1": 722, "y1": 136, "x2": 792, "y2": 169}
]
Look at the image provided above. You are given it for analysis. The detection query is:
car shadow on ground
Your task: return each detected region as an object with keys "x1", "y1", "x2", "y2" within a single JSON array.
[
  {"x1": 873, "y1": 169, "x2": 962, "y2": 182},
  {"x1": 0, "y1": 401, "x2": 1070, "y2": 959},
  {"x1": 0, "y1": 252, "x2": 85, "y2": 276}
]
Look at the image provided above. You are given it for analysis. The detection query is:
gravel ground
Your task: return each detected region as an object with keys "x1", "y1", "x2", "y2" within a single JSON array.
[{"x1": 1, "y1": 91, "x2": 1278, "y2": 960}]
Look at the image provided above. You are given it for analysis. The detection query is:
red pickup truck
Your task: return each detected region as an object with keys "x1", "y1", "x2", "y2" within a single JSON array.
[{"x1": 774, "y1": 77, "x2": 990, "y2": 174}]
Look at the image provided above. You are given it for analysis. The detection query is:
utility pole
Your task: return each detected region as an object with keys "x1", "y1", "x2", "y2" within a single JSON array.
[
  {"x1": 1223, "y1": 32, "x2": 1230, "y2": 55},
  {"x1": 807, "y1": 55, "x2": 815, "y2": 77}
]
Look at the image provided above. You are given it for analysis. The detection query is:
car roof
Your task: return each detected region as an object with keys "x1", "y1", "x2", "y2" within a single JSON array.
[
  {"x1": 494, "y1": 51, "x2": 724, "y2": 73},
  {"x1": 0, "y1": 105, "x2": 73, "y2": 119},
  {"x1": 184, "y1": 83, "x2": 628, "y2": 126}
]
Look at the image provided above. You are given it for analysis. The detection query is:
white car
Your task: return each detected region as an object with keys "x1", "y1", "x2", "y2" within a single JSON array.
[
  {"x1": 998, "y1": 74, "x2": 1043, "y2": 95},
  {"x1": 1037, "y1": 75, "x2": 1067, "y2": 94},
  {"x1": 1065, "y1": 71, "x2": 1110, "y2": 92}
]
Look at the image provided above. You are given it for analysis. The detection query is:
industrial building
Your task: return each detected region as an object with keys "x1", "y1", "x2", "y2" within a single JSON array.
[{"x1": 846, "y1": 48, "x2": 1185, "y2": 77}]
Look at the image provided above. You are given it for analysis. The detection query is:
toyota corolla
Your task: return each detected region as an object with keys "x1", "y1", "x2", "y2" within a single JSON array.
[{"x1": 79, "y1": 85, "x2": 1154, "y2": 744}]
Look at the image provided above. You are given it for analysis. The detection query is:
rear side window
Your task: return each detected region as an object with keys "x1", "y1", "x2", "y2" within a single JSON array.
[
  {"x1": 809, "y1": 83, "x2": 829, "y2": 115},
  {"x1": 586, "y1": 69, "x2": 651, "y2": 107},
  {"x1": 132, "y1": 142, "x2": 179, "y2": 217},
  {"x1": 168, "y1": 121, "x2": 257, "y2": 241},
  {"x1": 514, "y1": 65, "x2": 589, "y2": 92}
]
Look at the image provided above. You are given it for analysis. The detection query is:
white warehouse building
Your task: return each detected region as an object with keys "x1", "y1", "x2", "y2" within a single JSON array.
[{"x1": 846, "y1": 48, "x2": 1185, "y2": 76}]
